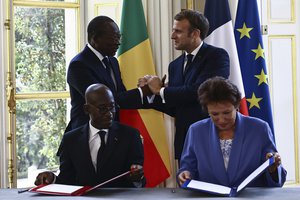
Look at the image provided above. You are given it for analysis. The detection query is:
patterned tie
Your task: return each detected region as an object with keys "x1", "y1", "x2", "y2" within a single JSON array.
[
  {"x1": 184, "y1": 54, "x2": 193, "y2": 75},
  {"x1": 96, "y1": 130, "x2": 106, "y2": 171},
  {"x1": 102, "y1": 57, "x2": 116, "y2": 89},
  {"x1": 102, "y1": 57, "x2": 112, "y2": 75}
]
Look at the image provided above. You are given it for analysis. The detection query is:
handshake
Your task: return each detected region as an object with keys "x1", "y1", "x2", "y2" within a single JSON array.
[{"x1": 137, "y1": 74, "x2": 167, "y2": 96}]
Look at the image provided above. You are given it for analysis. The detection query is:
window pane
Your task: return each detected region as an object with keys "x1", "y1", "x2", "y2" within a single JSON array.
[
  {"x1": 16, "y1": 99, "x2": 67, "y2": 187},
  {"x1": 14, "y1": 6, "x2": 77, "y2": 93}
]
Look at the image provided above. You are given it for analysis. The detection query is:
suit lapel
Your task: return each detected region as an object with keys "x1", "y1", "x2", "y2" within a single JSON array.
[
  {"x1": 208, "y1": 120, "x2": 229, "y2": 186},
  {"x1": 226, "y1": 113, "x2": 244, "y2": 185},
  {"x1": 173, "y1": 54, "x2": 186, "y2": 84},
  {"x1": 79, "y1": 124, "x2": 98, "y2": 174},
  {"x1": 99, "y1": 60, "x2": 117, "y2": 93},
  {"x1": 109, "y1": 57, "x2": 122, "y2": 91},
  {"x1": 85, "y1": 47, "x2": 117, "y2": 93},
  {"x1": 183, "y1": 43, "x2": 207, "y2": 82}
]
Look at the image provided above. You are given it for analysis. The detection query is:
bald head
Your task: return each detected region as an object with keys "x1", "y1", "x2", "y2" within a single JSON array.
[{"x1": 85, "y1": 83, "x2": 113, "y2": 104}]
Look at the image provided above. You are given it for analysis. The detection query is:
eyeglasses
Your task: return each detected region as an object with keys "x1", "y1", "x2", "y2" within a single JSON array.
[{"x1": 88, "y1": 103, "x2": 119, "y2": 114}]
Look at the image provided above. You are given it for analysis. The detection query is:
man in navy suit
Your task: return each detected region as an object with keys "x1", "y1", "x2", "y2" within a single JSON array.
[
  {"x1": 66, "y1": 16, "x2": 145, "y2": 132},
  {"x1": 35, "y1": 84, "x2": 145, "y2": 187},
  {"x1": 139, "y1": 10, "x2": 230, "y2": 160}
]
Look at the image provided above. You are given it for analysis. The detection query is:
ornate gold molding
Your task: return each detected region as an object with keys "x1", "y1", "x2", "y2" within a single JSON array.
[
  {"x1": 6, "y1": 72, "x2": 16, "y2": 187},
  {"x1": 268, "y1": 0, "x2": 295, "y2": 23},
  {"x1": 6, "y1": 72, "x2": 16, "y2": 114},
  {"x1": 4, "y1": 19, "x2": 10, "y2": 30},
  {"x1": 186, "y1": 0, "x2": 194, "y2": 10},
  {"x1": 12, "y1": 1, "x2": 79, "y2": 8}
]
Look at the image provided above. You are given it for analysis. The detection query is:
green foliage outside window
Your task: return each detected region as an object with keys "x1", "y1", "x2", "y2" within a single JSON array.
[{"x1": 15, "y1": 7, "x2": 67, "y2": 178}]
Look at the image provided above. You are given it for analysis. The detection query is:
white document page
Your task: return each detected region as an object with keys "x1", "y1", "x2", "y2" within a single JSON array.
[
  {"x1": 36, "y1": 184, "x2": 83, "y2": 194},
  {"x1": 237, "y1": 158, "x2": 271, "y2": 192},
  {"x1": 187, "y1": 180, "x2": 231, "y2": 195}
]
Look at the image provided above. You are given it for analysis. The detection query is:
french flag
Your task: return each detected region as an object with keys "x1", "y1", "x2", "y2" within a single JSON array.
[{"x1": 204, "y1": 0, "x2": 248, "y2": 115}]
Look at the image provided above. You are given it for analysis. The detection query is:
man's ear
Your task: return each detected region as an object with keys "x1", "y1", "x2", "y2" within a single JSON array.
[
  {"x1": 83, "y1": 104, "x2": 89, "y2": 115},
  {"x1": 193, "y1": 28, "x2": 200, "y2": 38}
]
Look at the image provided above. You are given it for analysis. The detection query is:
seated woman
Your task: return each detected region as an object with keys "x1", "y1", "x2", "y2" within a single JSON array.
[{"x1": 177, "y1": 76, "x2": 286, "y2": 187}]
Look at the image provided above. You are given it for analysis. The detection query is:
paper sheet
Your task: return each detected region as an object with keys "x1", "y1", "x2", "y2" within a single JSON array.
[{"x1": 36, "y1": 184, "x2": 83, "y2": 194}]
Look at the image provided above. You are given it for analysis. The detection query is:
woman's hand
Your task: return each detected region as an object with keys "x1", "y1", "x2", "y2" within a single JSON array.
[
  {"x1": 266, "y1": 152, "x2": 282, "y2": 173},
  {"x1": 177, "y1": 170, "x2": 191, "y2": 186}
]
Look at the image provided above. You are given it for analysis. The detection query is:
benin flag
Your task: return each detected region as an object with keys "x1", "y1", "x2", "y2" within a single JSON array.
[{"x1": 117, "y1": 0, "x2": 171, "y2": 187}]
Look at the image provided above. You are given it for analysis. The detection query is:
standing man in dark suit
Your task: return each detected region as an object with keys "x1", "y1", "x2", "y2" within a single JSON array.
[
  {"x1": 35, "y1": 84, "x2": 145, "y2": 187},
  {"x1": 139, "y1": 10, "x2": 230, "y2": 160},
  {"x1": 66, "y1": 16, "x2": 144, "y2": 132}
]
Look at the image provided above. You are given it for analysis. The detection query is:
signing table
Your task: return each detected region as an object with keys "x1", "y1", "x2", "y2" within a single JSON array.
[{"x1": 0, "y1": 187, "x2": 300, "y2": 200}]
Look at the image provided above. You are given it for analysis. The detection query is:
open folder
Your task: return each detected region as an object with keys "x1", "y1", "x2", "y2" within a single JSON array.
[
  {"x1": 182, "y1": 157, "x2": 275, "y2": 197},
  {"x1": 29, "y1": 170, "x2": 131, "y2": 196}
]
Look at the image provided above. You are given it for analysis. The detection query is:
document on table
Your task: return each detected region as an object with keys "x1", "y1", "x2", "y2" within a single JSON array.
[
  {"x1": 29, "y1": 170, "x2": 131, "y2": 196},
  {"x1": 182, "y1": 157, "x2": 275, "y2": 197}
]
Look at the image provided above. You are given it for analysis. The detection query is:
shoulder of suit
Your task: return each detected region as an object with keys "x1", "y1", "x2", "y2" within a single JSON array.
[
  {"x1": 238, "y1": 113, "x2": 269, "y2": 129},
  {"x1": 70, "y1": 47, "x2": 99, "y2": 64},
  {"x1": 202, "y1": 42, "x2": 228, "y2": 54},
  {"x1": 170, "y1": 54, "x2": 185, "y2": 65},
  {"x1": 113, "y1": 121, "x2": 140, "y2": 134},
  {"x1": 63, "y1": 124, "x2": 88, "y2": 139}
]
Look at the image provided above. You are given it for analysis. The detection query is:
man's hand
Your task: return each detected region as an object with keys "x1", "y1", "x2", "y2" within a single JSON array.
[
  {"x1": 177, "y1": 170, "x2": 191, "y2": 186},
  {"x1": 34, "y1": 171, "x2": 55, "y2": 185},
  {"x1": 147, "y1": 76, "x2": 163, "y2": 95},
  {"x1": 137, "y1": 75, "x2": 152, "y2": 87},
  {"x1": 140, "y1": 85, "x2": 152, "y2": 96},
  {"x1": 127, "y1": 164, "x2": 144, "y2": 182}
]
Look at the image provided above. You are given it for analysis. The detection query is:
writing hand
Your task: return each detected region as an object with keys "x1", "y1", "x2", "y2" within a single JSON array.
[
  {"x1": 34, "y1": 171, "x2": 55, "y2": 185},
  {"x1": 128, "y1": 164, "x2": 144, "y2": 182},
  {"x1": 266, "y1": 152, "x2": 282, "y2": 173},
  {"x1": 177, "y1": 170, "x2": 191, "y2": 186}
]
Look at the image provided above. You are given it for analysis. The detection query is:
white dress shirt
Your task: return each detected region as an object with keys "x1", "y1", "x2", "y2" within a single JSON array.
[
  {"x1": 88, "y1": 121, "x2": 108, "y2": 170},
  {"x1": 158, "y1": 42, "x2": 203, "y2": 103}
]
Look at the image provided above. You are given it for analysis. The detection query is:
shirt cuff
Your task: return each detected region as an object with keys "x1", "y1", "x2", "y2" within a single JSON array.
[
  {"x1": 137, "y1": 87, "x2": 144, "y2": 104},
  {"x1": 147, "y1": 95, "x2": 155, "y2": 103},
  {"x1": 52, "y1": 175, "x2": 57, "y2": 184},
  {"x1": 159, "y1": 87, "x2": 166, "y2": 103}
]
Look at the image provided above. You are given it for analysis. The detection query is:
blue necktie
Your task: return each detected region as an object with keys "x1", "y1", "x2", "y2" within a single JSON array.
[{"x1": 184, "y1": 54, "x2": 193, "y2": 75}]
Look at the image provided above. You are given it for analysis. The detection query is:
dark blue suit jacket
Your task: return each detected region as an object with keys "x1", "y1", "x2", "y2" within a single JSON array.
[
  {"x1": 149, "y1": 43, "x2": 230, "y2": 159},
  {"x1": 56, "y1": 121, "x2": 144, "y2": 187},
  {"x1": 66, "y1": 45, "x2": 142, "y2": 131}
]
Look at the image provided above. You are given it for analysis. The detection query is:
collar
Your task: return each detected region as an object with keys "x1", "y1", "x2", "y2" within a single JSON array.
[
  {"x1": 185, "y1": 41, "x2": 203, "y2": 59},
  {"x1": 87, "y1": 43, "x2": 105, "y2": 61},
  {"x1": 88, "y1": 121, "x2": 108, "y2": 142}
]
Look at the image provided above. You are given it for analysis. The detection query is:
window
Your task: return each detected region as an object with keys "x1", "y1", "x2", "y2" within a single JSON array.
[{"x1": 12, "y1": 0, "x2": 79, "y2": 188}]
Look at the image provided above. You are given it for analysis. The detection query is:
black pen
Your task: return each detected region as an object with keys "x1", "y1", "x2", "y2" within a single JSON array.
[{"x1": 18, "y1": 188, "x2": 30, "y2": 194}]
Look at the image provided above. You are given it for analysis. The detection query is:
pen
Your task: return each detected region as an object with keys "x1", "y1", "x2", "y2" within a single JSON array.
[{"x1": 18, "y1": 188, "x2": 30, "y2": 194}]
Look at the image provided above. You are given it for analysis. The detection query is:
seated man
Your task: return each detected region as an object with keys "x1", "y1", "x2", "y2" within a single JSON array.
[{"x1": 35, "y1": 83, "x2": 145, "y2": 187}]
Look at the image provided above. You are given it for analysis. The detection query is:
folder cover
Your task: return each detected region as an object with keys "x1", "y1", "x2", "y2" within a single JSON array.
[
  {"x1": 29, "y1": 170, "x2": 131, "y2": 196},
  {"x1": 182, "y1": 157, "x2": 275, "y2": 197}
]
